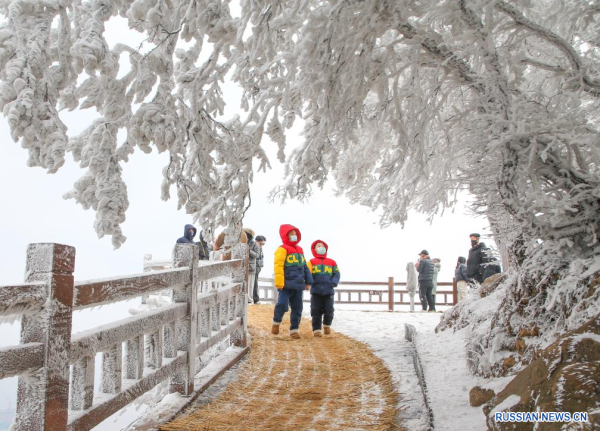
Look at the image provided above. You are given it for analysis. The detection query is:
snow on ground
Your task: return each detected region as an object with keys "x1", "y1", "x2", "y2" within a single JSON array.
[
  {"x1": 330, "y1": 309, "x2": 497, "y2": 431},
  {"x1": 415, "y1": 320, "x2": 489, "y2": 430},
  {"x1": 0, "y1": 298, "x2": 500, "y2": 431}
]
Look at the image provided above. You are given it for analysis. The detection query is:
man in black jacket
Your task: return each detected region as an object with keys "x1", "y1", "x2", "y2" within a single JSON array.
[
  {"x1": 467, "y1": 233, "x2": 489, "y2": 284},
  {"x1": 416, "y1": 250, "x2": 436, "y2": 312}
]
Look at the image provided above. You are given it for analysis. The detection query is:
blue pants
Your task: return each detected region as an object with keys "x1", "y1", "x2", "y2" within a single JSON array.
[
  {"x1": 311, "y1": 294, "x2": 334, "y2": 331},
  {"x1": 273, "y1": 288, "x2": 304, "y2": 330}
]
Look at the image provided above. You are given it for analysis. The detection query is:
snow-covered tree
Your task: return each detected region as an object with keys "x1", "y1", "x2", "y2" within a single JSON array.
[{"x1": 1, "y1": 0, "x2": 599, "y2": 365}]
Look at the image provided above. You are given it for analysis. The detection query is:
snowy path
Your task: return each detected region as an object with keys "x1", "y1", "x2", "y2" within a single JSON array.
[
  {"x1": 332, "y1": 310, "x2": 490, "y2": 431},
  {"x1": 162, "y1": 304, "x2": 400, "y2": 430}
]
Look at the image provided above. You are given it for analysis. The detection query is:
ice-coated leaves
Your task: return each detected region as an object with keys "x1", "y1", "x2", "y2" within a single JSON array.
[{"x1": 0, "y1": 0, "x2": 599, "y2": 265}]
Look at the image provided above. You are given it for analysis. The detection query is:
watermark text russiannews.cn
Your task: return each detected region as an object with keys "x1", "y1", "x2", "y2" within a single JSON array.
[{"x1": 495, "y1": 412, "x2": 588, "y2": 423}]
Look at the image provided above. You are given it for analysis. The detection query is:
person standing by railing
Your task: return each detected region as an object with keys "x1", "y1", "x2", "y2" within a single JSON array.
[
  {"x1": 244, "y1": 228, "x2": 260, "y2": 304},
  {"x1": 416, "y1": 250, "x2": 436, "y2": 312},
  {"x1": 177, "y1": 224, "x2": 198, "y2": 245},
  {"x1": 254, "y1": 235, "x2": 266, "y2": 303}
]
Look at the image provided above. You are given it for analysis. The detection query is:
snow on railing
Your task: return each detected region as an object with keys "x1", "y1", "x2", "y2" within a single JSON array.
[
  {"x1": 257, "y1": 277, "x2": 457, "y2": 311},
  {"x1": 0, "y1": 242, "x2": 250, "y2": 431},
  {"x1": 0, "y1": 282, "x2": 47, "y2": 317}
]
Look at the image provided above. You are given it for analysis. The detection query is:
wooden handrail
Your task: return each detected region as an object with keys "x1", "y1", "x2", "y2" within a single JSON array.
[
  {"x1": 73, "y1": 267, "x2": 191, "y2": 309},
  {"x1": 257, "y1": 276, "x2": 457, "y2": 309},
  {"x1": 0, "y1": 282, "x2": 47, "y2": 316},
  {"x1": 0, "y1": 242, "x2": 251, "y2": 431},
  {"x1": 0, "y1": 343, "x2": 44, "y2": 379},
  {"x1": 257, "y1": 276, "x2": 452, "y2": 286}
]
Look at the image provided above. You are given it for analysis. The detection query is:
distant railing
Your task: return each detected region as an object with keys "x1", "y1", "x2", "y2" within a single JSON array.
[
  {"x1": 257, "y1": 277, "x2": 457, "y2": 311},
  {"x1": 0, "y1": 242, "x2": 250, "y2": 431}
]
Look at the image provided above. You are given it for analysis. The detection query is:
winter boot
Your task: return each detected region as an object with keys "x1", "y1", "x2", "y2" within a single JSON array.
[
  {"x1": 271, "y1": 321, "x2": 280, "y2": 335},
  {"x1": 290, "y1": 329, "x2": 301, "y2": 339},
  {"x1": 313, "y1": 330, "x2": 323, "y2": 338},
  {"x1": 323, "y1": 325, "x2": 331, "y2": 335}
]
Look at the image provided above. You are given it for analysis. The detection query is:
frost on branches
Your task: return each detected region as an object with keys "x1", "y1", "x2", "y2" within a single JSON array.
[
  {"x1": 0, "y1": 1, "x2": 599, "y2": 362},
  {"x1": 0, "y1": 0, "x2": 269, "y2": 247}
]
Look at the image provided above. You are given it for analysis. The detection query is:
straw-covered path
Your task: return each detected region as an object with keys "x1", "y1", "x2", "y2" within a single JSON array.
[{"x1": 161, "y1": 304, "x2": 402, "y2": 430}]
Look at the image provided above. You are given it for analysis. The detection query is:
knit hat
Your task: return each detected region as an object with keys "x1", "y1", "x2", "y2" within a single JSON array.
[
  {"x1": 469, "y1": 233, "x2": 481, "y2": 238},
  {"x1": 418, "y1": 250, "x2": 429, "y2": 256}
]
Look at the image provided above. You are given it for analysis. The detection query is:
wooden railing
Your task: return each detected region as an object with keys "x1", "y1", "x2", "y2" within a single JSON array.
[
  {"x1": 0, "y1": 242, "x2": 250, "y2": 431},
  {"x1": 257, "y1": 277, "x2": 457, "y2": 311}
]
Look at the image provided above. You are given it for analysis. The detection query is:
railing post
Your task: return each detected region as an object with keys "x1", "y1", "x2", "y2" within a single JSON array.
[
  {"x1": 70, "y1": 356, "x2": 94, "y2": 411},
  {"x1": 101, "y1": 344, "x2": 123, "y2": 393},
  {"x1": 170, "y1": 244, "x2": 199, "y2": 395},
  {"x1": 231, "y1": 244, "x2": 249, "y2": 348},
  {"x1": 452, "y1": 277, "x2": 458, "y2": 305},
  {"x1": 125, "y1": 336, "x2": 144, "y2": 379},
  {"x1": 15, "y1": 243, "x2": 75, "y2": 431},
  {"x1": 388, "y1": 277, "x2": 394, "y2": 312},
  {"x1": 141, "y1": 254, "x2": 153, "y2": 304}
]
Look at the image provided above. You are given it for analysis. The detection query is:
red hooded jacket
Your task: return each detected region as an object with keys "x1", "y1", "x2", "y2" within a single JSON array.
[
  {"x1": 307, "y1": 239, "x2": 340, "y2": 296},
  {"x1": 273, "y1": 224, "x2": 314, "y2": 290}
]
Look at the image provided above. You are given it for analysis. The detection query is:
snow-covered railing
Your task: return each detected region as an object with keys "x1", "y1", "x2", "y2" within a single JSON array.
[
  {"x1": 0, "y1": 281, "x2": 47, "y2": 317},
  {"x1": 258, "y1": 277, "x2": 457, "y2": 310},
  {"x1": 0, "y1": 242, "x2": 250, "y2": 431}
]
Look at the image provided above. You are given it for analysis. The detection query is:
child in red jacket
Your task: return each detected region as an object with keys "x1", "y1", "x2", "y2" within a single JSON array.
[
  {"x1": 272, "y1": 224, "x2": 314, "y2": 339},
  {"x1": 307, "y1": 240, "x2": 340, "y2": 337}
]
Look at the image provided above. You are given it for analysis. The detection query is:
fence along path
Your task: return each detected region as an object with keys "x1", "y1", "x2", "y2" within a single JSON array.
[
  {"x1": 257, "y1": 277, "x2": 457, "y2": 310},
  {"x1": 0, "y1": 242, "x2": 250, "y2": 431}
]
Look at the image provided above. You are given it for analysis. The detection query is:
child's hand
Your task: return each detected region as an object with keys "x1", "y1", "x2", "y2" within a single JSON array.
[{"x1": 305, "y1": 285, "x2": 310, "y2": 290}]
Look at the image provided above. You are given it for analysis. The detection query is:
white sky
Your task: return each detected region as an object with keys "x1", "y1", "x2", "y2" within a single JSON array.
[
  {"x1": 0, "y1": 115, "x2": 493, "y2": 283},
  {"x1": 0, "y1": 10, "x2": 494, "y2": 422}
]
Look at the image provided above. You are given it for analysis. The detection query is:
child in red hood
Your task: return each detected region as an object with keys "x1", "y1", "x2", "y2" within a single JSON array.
[
  {"x1": 307, "y1": 240, "x2": 340, "y2": 337},
  {"x1": 272, "y1": 224, "x2": 314, "y2": 339}
]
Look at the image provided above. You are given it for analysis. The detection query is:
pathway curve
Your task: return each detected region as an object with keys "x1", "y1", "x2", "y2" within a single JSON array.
[{"x1": 161, "y1": 304, "x2": 401, "y2": 430}]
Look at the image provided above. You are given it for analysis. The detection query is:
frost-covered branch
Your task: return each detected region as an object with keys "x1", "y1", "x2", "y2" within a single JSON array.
[{"x1": 496, "y1": 0, "x2": 600, "y2": 97}]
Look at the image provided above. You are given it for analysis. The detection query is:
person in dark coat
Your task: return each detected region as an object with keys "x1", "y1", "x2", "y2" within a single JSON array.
[
  {"x1": 253, "y1": 235, "x2": 266, "y2": 303},
  {"x1": 467, "y1": 233, "x2": 489, "y2": 284},
  {"x1": 243, "y1": 228, "x2": 260, "y2": 304},
  {"x1": 176, "y1": 224, "x2": 210, "y2": 260},
  {"x1": 416, "y1": 250, "x2": 436, "y2": 312},
  {"x1": 177, "y1": 224, "x2": 197, "y2": 244},
  {"x1": 483, "y1": 256, "x2": 502, "y2": 281}
]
